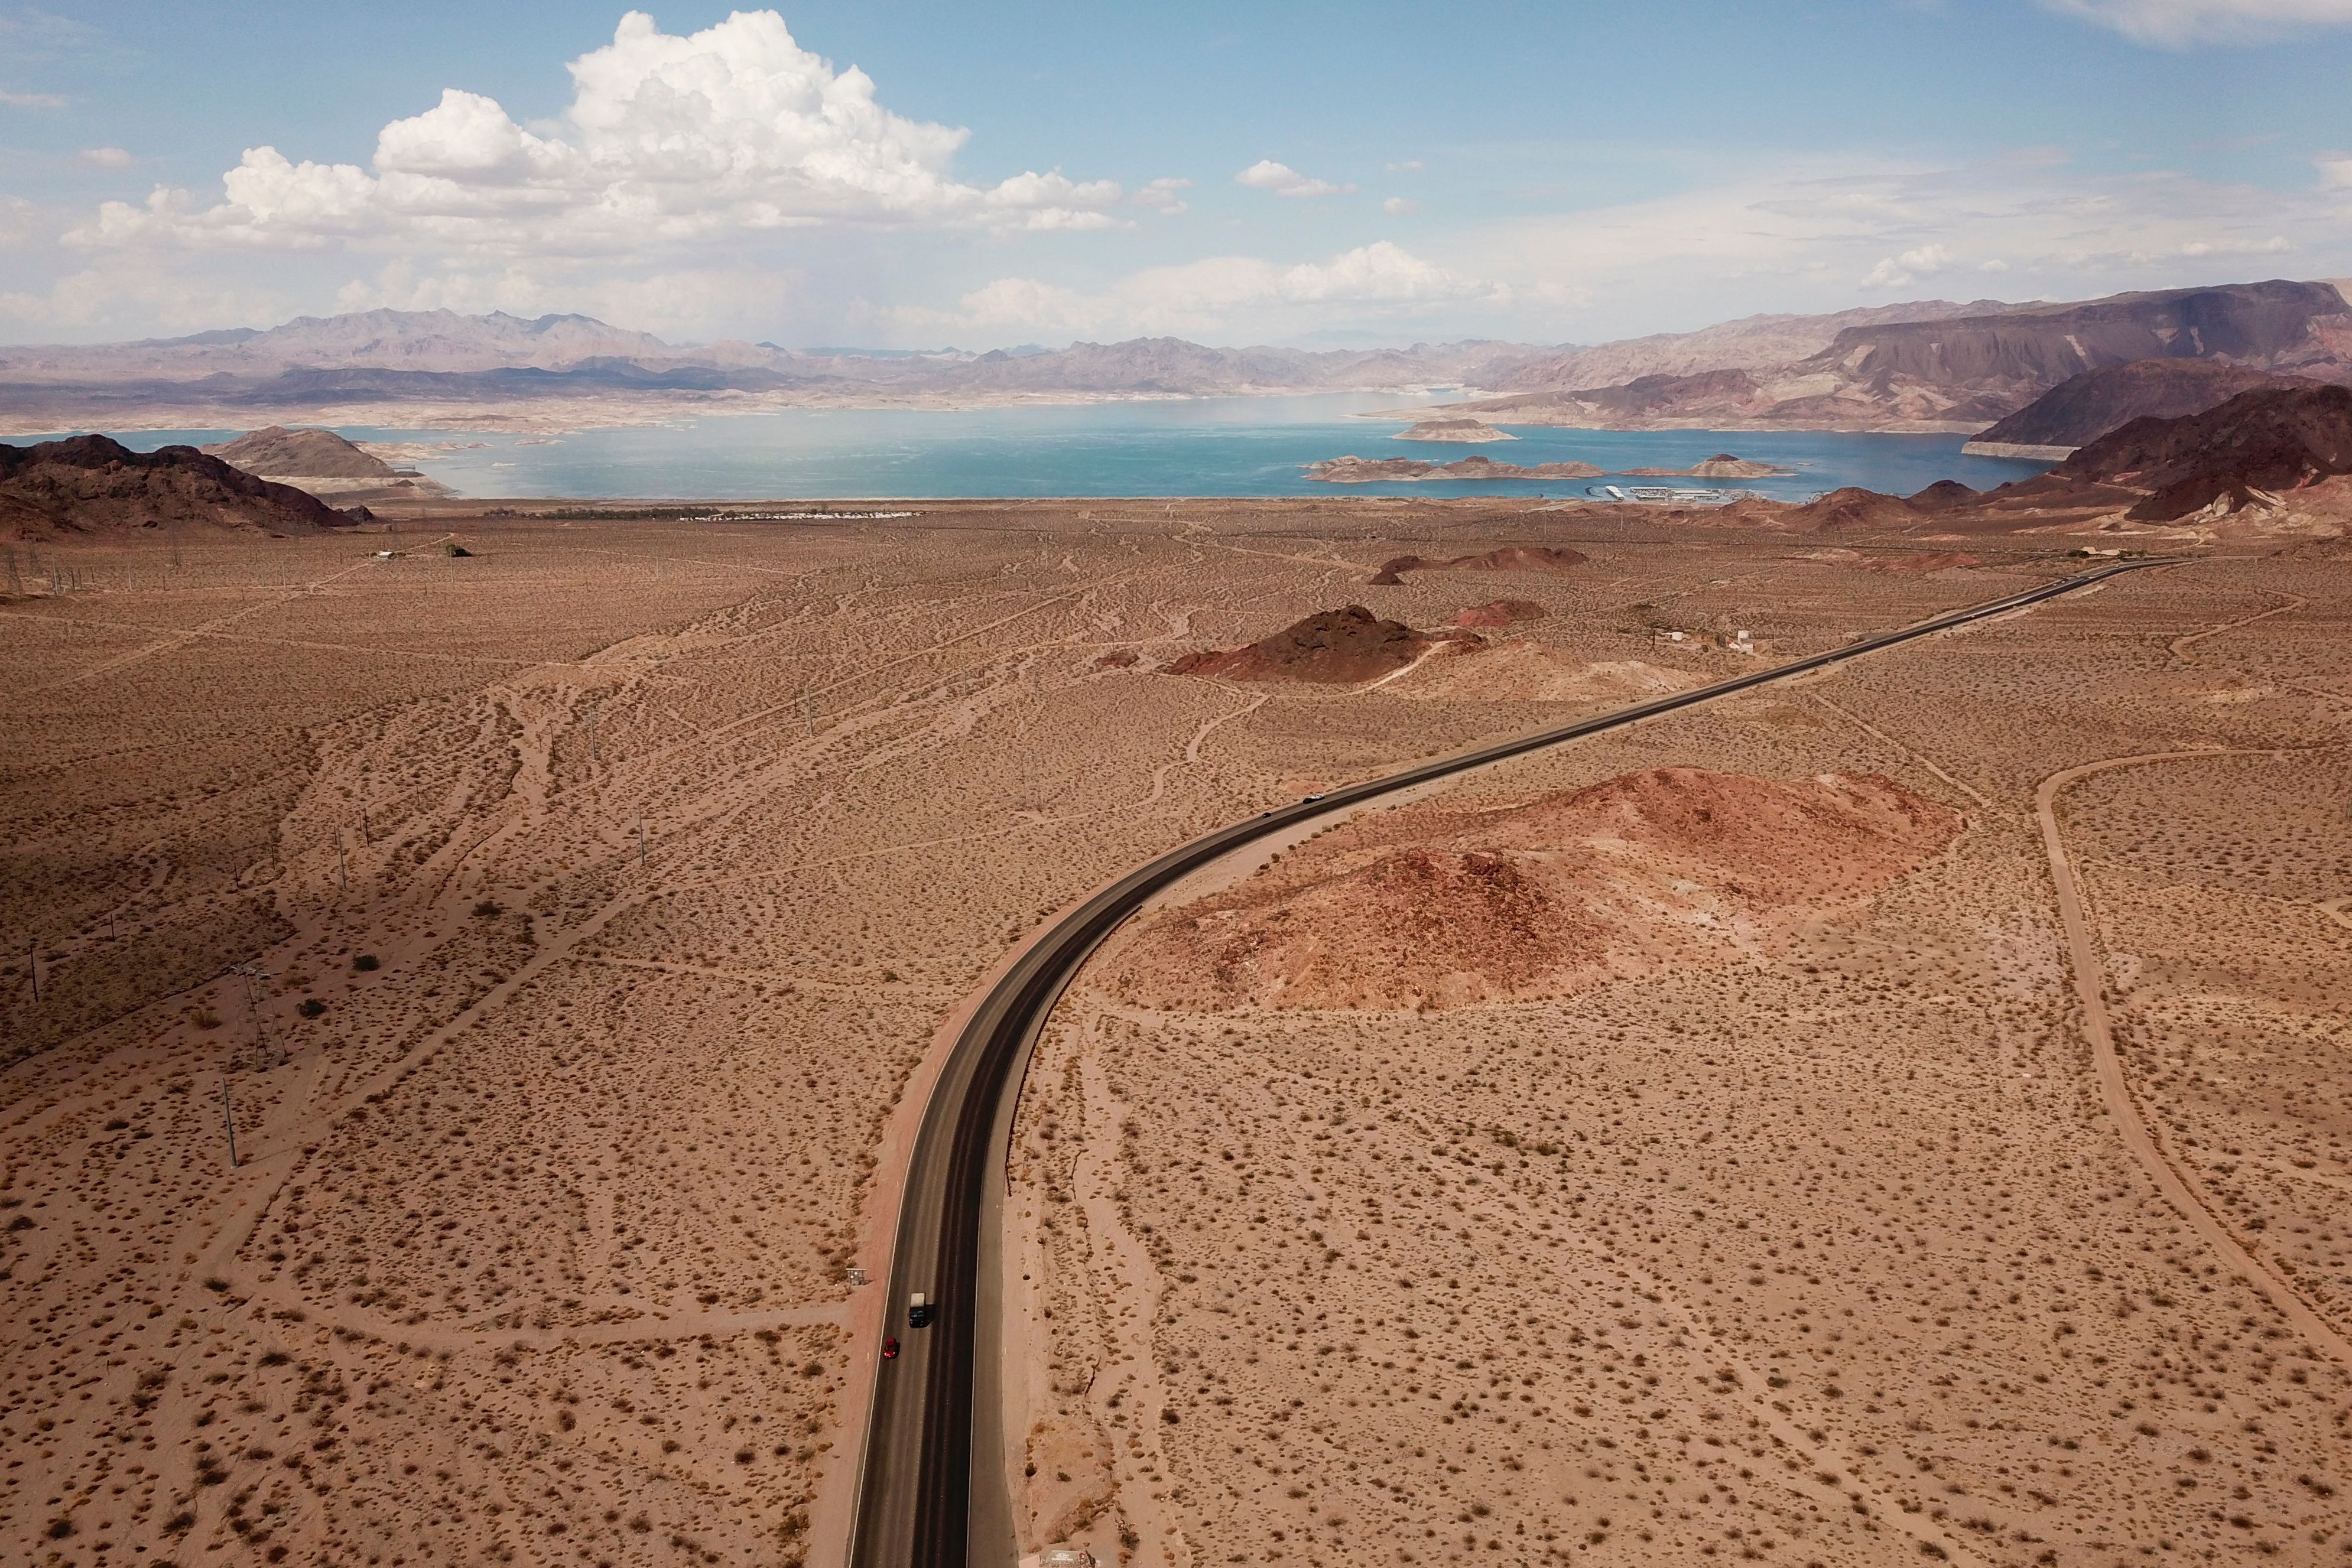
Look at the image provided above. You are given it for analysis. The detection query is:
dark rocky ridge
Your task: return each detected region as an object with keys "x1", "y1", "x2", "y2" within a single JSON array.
[
  {"x1": 0, "y1": 435, "x2": 358, "y2": 538},
  {"x1": 1369, "y1": 546, "x2": 1590, "y2": 585},
  {"x1": 1967, "y1": 359, "x2": 2312, "y2": 453},
  {"x1": 2055, "y1": 382, "x2": 2352, "y2": 521}
]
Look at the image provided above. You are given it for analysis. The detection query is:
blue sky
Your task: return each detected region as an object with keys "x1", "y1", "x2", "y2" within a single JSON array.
[{"x1": 4, "y1": 1, "x2": 2350, "y2": 347}]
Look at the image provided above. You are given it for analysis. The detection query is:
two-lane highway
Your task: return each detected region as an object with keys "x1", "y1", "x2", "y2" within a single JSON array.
[{"x1": 846, "y1": 558, "x2": 2168, "y2": 1568}]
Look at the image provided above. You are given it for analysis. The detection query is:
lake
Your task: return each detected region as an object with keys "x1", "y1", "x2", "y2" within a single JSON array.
[{"x1": 73, "y1": 392, "x2": 2052, "y2": 501}]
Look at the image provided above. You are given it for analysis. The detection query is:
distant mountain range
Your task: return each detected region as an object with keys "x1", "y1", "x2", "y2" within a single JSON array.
[
  {"x1": 3, "y1": 280, "x2": 2347, "y2": 439},
  {"x1": 1432, "y1": 279, "x2": 2352, "y2": 436}
]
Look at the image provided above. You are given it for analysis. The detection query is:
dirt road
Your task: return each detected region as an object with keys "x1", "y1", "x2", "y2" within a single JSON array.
[{"x1": 2036, "y1": 751, "x2": 2352, "y2": 1367}]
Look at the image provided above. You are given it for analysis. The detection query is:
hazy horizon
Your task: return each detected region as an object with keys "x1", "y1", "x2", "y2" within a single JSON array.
[{"x1": 5, "y1": 2, "x2": 2352, "y2": 352}]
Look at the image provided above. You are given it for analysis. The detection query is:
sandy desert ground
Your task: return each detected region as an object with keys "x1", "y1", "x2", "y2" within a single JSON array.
[{"x1": 1, "y1": 499, "x2": 2346, "y2": 1568}]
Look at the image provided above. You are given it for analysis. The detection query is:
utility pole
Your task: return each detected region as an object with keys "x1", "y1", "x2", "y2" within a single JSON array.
[
  {"x1": 636, "y1": 808, "x2": 645, "y2": 868},
  {"x1": 801, "y1": 693, "x2": 814, "y2": 736},
  {"x1": 26, "y1": 939, "x2": 37, "y2": 1002},
  {"x1": 232, "y1": 963, "x2": 275, "y2": 1069},
  {"x1": 336, "y1": 840, "x2": 347, "y2": 893},
  {"x1": 360, "y1": 808, "x2": 370, "y2": 843},
  {"x1": 222, "y1": 1078, "x2": 239, "y2": 1168}
]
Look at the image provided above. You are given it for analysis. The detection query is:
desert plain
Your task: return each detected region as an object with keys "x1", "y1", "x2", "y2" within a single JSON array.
[{"x1": 1, "y1": 495, "x2": 2348, "y2": 1568}]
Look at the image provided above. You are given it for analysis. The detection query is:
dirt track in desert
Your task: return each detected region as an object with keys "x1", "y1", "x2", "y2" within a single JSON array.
[{"x1": 1, "y1": 499, "x2": 2347, "y2": 1568}]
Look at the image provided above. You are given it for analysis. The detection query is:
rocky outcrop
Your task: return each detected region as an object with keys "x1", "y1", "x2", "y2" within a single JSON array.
[
  {"x1": 0, "y1": 434, "x2": 359, "y2": 539},
  {"x1": 1166, "y1": 606, "x2": 1447, "y2": 685},
  {"x1": 1906, "y1": 479, "x2": 1980, "y2": 511}
]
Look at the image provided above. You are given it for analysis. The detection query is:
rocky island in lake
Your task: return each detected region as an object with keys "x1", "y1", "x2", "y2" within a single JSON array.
[
  {"x1": 1307, "y1": 454, "x2": 1604, "y2": 483},
  {"x1": 1393, "y1": 417, "x2": 1515, "y2": 443}
]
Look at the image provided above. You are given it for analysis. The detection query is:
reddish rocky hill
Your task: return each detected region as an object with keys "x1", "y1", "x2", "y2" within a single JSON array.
[
  {"x1": 0, "y1": 434, "x2": 358, "y2": 539},
  {"x1": 1779, "y1": 487, "x2": 1929, "y2": 532},
  {"x1": 1115, "y1": 767, "x2": 1962, "y2": 1010},
  {"x1": 1167, "y1": 605, "x2": 1448, "y2": 684}
]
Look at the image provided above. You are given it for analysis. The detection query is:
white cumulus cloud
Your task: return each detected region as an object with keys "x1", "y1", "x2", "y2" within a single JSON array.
[
  {"x1": 76, "y1": 145, "x2": 132, "y2": 168},
  {"x1": 0, "y1": 87, "x2": 67, "y2": 108},
  {"x1": 69, "y1": 9, "x2": 1123, "y2": 258},
  {"x1": 1382, "y1": 196, "x2": 1422, "y2": 216},
  {"x1": 1235, "y1": 159, "x2": 1356, "y2": 199},
  {"x1": 1862, "y1": 243, "x2": 1954, "y2": 288},
  {"x1": 2039, "y1": 0, "x2": 2352, "y2": 44},
  {"x1": 1133, "y1": 177, "x2": 1193, "y2": 213}
]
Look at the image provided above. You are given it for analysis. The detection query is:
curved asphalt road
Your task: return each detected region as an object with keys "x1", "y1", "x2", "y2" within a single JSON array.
[{"x1": 846, "y1": 557, "x2": 2168, "y2": 1568}]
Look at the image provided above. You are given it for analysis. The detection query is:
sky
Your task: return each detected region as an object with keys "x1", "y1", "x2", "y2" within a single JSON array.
[{"x1": 3, "y1": 0, "x2": 2351, "y2": 350}]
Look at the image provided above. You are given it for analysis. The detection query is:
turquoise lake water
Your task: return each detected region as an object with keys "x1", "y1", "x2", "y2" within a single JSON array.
[{"x1": 76, "y1": 392, "x2": 2051, "y2": 501}]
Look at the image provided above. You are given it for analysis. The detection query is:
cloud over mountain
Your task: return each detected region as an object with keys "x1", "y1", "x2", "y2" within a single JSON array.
[{"x1": 894, "y1": 241, "x2": 1503, "y2": 339}]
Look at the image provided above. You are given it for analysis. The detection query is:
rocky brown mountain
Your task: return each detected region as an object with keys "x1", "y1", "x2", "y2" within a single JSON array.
[
  {"x1": 1475, "y1": 300, "x2": 1999, "y2": 391},
  {"x1": 203, "y1": 426, "x2": 399, "y2": 479},
  {"x1": 1962, "y1": 358, "x2": 2310, "y2": 456},
  {"x1": 2053, "y1": 382, "x2": 2352, "y2": 521},
  {"x1": 0, "y1": 435, "x2": 358, "y2": 539},
  {"x1": 1818, "y1": 278, "x2": 2345, "y2": 388}
]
